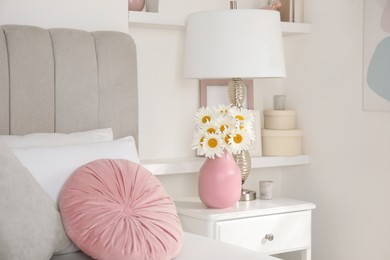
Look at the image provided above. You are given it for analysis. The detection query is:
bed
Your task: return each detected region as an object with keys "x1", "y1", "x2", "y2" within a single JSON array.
[{"x1": 0, "y1": 24, "x2": 279, "y2": 260}]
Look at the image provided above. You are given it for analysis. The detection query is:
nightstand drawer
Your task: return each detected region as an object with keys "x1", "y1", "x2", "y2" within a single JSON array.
[{"x1": 217, "y1": 211, "x2": 311, "y2": 254}]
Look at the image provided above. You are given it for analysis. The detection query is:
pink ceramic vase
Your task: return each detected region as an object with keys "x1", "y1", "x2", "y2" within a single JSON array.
[
  {"x1": 198, "y1": 151, "x2": 242, "y2": 209},
  {"x1": 128, "y1": 0, "x2": 145, "y2": 11}
]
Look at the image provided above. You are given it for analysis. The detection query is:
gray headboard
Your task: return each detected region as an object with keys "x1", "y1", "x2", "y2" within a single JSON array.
[{"x1": 0, "y1": 25, "x2": 138, "y2": 141}]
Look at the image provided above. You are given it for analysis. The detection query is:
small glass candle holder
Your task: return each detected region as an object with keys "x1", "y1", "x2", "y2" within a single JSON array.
[
  {"x1": 273, "y1": 95, "x2": 286, "y2": 110},
  {"x1": 259, "y1": 180, "x2": 274, "y2": 200}
]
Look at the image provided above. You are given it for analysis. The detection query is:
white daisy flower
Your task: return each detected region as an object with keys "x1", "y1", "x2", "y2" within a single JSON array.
[
  {"x1": 215, "y1": 104, "x2": 231, "y2": 116},
  {"x1": 194, "y1": 106, "x2": 214, "y2": 126},
  {"x1": 230, "y1": 107, "x2": 254, "y2": 124},
  {"x1": 216, "y1": 114, "x2": 236, "y2": 133},
  {"x1": 202, "y1": 120, "x2": 220, "y2": 135},
  {"x1": 227, "y1": 128, "x2": 251, "y2": 154},
  {"x1": 237, "y1": 120, "x2": 255, "y2": 141},
  {"x1": 202, "y1": 133, "x2": 225, "y2": 159},
  {"x1": 192, "y1": 127, "x2": 207, "y2": 155}
]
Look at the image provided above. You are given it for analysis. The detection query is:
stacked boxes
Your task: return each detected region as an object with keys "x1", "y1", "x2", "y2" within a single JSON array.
[{"x1": 261, "y1": 109, "x2": 303, "y2": 156}]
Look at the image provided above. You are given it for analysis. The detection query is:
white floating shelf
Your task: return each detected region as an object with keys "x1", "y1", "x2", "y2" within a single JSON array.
[
  {"x1": 142, "y1": 155, "x2": 309, "y2": 175},
  {"x1": 281, "y1": 22, "x2": 311, "y2": 35},
  {"x1": 128, "y1": 11, "x2": 311, "y2": 35},
  {"x1": 129, "y1": 11, "x2": 186, "y2": 29}
]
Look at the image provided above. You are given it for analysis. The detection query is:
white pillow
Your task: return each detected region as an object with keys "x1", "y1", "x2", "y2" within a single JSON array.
[
  {"x1": 0, "y1": 128, "x2": 113, "y2": 148},
  {"x1": 11, "y1": 136, "x2": 139, "y2": 203}
]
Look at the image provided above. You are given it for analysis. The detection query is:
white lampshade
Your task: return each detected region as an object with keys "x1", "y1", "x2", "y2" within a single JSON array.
[{"x1": 184, "y1": 9, "x2": 286, "y2": 79}]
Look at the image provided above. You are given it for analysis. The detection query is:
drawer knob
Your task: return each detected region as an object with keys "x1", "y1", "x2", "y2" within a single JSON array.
[{"x1": 265, "y1": 234, "x2": 274, "y2": 241}]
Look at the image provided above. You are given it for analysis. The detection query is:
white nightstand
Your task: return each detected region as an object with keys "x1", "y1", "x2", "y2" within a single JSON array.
[{"x1": 174, "y1": 197, "x2": 316, "y2": 260}]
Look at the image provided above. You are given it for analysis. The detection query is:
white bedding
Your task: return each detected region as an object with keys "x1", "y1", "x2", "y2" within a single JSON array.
[
  {"x1": 51, "y1": 232, "x2": 280, "y2": 260},
  {"x1": 5, "y1": 134, "x2": 278, "y2": 260}
]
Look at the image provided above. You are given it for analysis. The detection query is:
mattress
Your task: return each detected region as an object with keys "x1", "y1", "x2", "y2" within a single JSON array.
[{"x1": 51, "y1": 232, "x2": 279, "y2": 260}]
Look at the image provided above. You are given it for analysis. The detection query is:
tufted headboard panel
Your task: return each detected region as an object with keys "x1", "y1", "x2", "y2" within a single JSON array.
[{"x1": 0, "y1": 25, "x2": 138, "y2": 141}]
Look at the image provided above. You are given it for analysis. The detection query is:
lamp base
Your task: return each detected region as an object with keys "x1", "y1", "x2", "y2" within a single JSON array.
[{"x1": 240, "y1": 189, "x2": 256, "y2": 201}]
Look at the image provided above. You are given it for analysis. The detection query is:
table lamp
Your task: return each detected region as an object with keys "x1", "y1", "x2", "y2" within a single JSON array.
[{"x1": 184, "y1": 1, "x2": 286, "y2": 201}]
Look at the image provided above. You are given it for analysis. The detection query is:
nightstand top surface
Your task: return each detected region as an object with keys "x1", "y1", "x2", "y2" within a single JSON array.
[{"x1": 174, "y1": 197, "x2": 316, "y2": 221}]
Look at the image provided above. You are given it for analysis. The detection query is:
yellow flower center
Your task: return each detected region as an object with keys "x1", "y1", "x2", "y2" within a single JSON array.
[
  {"x1": 208, "y1": 138, "x2": 218, "y2": 148},
  {"x1": 233, "y1": 134, "x2": 243, "y2": 144},
  {"x1": 207, "y1": 128, "x2": 216, "y2": 134},
  {"x1": 202, "y1": 116, "x2": 211, "y2": 123},
  {"x1": 224, "y1": 135, "x2": 231, "y2": 144},
  {"x1": 220, "y1": 125, "x2": 227, "y2": 132},
  {"x1": 235, "y1": 115, "x2": 244, "y2": 121}
]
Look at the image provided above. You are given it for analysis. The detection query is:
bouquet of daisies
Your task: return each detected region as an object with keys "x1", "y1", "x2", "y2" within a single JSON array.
[{"x1": 192, "y1": 105, "x2": 255, "y2": 159}]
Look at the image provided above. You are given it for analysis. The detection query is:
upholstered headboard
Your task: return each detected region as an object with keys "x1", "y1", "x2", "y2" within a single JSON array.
[{"x1": 0, "y1": 25, "x2": 138, "y2": 141}]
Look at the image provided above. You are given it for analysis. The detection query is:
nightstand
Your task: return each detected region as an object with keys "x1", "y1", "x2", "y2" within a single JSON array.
[{"x1": 174, "y1": 197, "x2": 316, "y2": 260}]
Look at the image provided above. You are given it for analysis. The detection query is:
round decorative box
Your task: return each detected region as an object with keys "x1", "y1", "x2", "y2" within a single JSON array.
[
  {"x1": 264, "y1": 110, "x2": 296, "y2": 130},
  {"x1": 262, "y1": 129, "x2": 303, "y2": 156}
]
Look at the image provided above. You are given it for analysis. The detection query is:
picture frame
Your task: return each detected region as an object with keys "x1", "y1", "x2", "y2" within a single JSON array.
[
  {"x1": 249, "y1": 110, "x2": 262, "y2": 157},
  {"x1": 199, "y1": 79, "x2": 254, "y2": 109}
]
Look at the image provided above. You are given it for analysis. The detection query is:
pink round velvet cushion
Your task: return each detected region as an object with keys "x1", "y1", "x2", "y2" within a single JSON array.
[{"x1": 59, "y1": 159, "x2": 183, "y2": 260}]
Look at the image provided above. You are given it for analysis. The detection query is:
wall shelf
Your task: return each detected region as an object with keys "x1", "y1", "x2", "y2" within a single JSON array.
[
  {"x1": 142, "y1": 155, "x2": 309, "y2": 175},
  {"x1": 131, "y1": 10, "x2": 311, "y2": 175},
  {"x1": 128, "y1": 11, "x2": 311, "y2": 35},
  {"x1": 129, "y1": 11, "x2": 186, "y2": 30}
]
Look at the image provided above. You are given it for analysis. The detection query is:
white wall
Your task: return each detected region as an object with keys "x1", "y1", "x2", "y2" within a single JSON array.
[
  {"x1": 0, "y1": 0, "x2": 128, "y2": 32},
  {"x1": 281, "y1": 0, "x2": 390, "y2": 260},
  {"x1": 129, "y1": 27, "x2": 197, "y2": 160}
]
